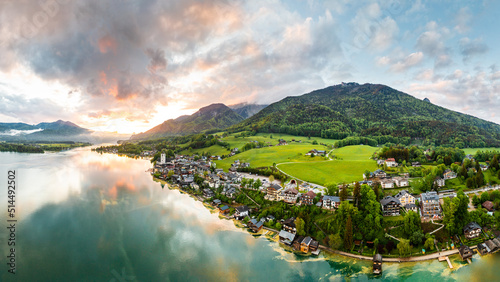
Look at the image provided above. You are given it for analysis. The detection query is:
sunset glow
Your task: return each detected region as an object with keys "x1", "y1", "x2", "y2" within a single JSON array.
[{"x1": 0, "y1": 1, "x2": 499, "y2": 133}]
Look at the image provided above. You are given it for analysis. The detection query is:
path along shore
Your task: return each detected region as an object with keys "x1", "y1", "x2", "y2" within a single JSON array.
[{"x1": 262, "y1": 226, "x2": 475, "y2": 263}]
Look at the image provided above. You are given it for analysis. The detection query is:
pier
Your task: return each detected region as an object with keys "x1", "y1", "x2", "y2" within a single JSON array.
[{"x1": 438, "y1": 256, "x2": 453, "y2": 269}]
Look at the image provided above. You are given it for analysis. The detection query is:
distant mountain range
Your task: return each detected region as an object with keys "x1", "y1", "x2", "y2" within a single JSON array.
[
  {"x1": 0, "y1": 120, "x2": 129, "y2": 143},
  {"x1": 131, "y1": 103, "x2": 245, "y2": 140},
  {"x1": 230, "y1": 83, "x2": 500, "y2": 147},
  {"x1": 229, "y1": 103, "x2": 268, "y2": 119}
]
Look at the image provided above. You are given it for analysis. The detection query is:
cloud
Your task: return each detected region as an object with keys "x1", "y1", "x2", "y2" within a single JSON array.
[
  {"x1": 459, "y1": 37, "x2": 488, "y2": 61},
  {"x1": 454, "y1": 7, "x2": 472, "y2": 34},
  {"x1": 415, "y1": 21, "x2": 452, "y2": 68},
  {"x1": 407, "y1": 68, "x2": 500, "y2": 124},
  {"x1": 377, "y1": 51, "x2": 424, "y2": 73},
  {"x1": 350, "y1": 3, "x2": 399, "y2": 51}
]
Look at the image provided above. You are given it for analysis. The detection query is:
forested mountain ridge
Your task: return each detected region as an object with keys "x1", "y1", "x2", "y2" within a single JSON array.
[
  {"x1": 131, "y1": 103, "x2": 244, "y2": 140},
  {"x1": 229, "y1": 83, "x2": 500, "y2": 147}
]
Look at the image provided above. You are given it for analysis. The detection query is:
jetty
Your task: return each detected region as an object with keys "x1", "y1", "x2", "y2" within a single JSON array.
[{"x1": 438, "y1": 256, "x2": 453, "y2": 269}]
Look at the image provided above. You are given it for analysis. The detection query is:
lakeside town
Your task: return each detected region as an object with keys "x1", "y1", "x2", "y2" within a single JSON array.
[{"x1": 133, "y1": 143, "x2": 500, "y2": 274}]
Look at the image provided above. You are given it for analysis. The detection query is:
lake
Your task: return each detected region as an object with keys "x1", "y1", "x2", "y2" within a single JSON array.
[{"x1": 0, "y1": 147, "x2": 498, "y2": 281}]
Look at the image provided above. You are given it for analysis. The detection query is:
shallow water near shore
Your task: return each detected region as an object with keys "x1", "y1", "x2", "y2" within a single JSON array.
[{"x1": 0, "y1": 147, "x2": 498, "y2": 281}]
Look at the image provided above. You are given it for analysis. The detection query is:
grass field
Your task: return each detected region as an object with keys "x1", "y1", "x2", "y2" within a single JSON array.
[
  {"x1": 181, "y1": 133, "x2": 337, "y2": 158},
  {"x1": 214, "y1": 143, "x2": 329, "y2": 171},
  {"x1": 180, "y1": 144, "x2": 230, "y2": 156},
  {"x1": 278, "y1": 145, "x2": 379, "y2": 186},
  {"x1": 462, "y1": 147, "x2": 500, "y2": 155}
]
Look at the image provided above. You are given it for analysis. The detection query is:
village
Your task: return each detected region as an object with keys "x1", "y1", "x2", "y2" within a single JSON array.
[{"x1": 151, "y1": 148, "x2": 500, "y2": 274}]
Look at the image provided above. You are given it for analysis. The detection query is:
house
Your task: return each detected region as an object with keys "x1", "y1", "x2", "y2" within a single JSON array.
[
  {"x1": 322, "y1": 195, "x2": 341, "y2": 210},
  {"x1": 482, "y1": 201, "x2": 494, "y2": 212},
  {"x1": 212, "y1": 199, "x2": 222, "y2": 206},
  {"x1": 463, "y1": 222, "x2": 482, "y2": 239},
  {"x1": 203, "y1": 188, "x2": 215, "y2": 198},
  {"x1": 300, "y1": 236, "x2": 313, "y2": 253},
  {"x1": 393, "y1": 177, "x2": 409, "y2": 187},
  {"x1": 306, "y1": 149, "x2": 326, "y2": 156},
  {"x1": 234, "y1": 205, "x2": 250, "y2": 219},
  {"x1": 484, "y1": 240, "x2": 498, "y2": 253},
  {"x1": 443, "y1": 169, "x2": 457, "y2": 180},
  {"x1": 265, "y1": 184, "x2": 281, "y2": 201},
  {"x1": 420, "y1": 191, "x2": 441, "y2": 218},
  {"x1": 283, "y1": 217, "x2": 296, "y2": 234},
  {"x1": 458, "y1": 245, "x2": 474, "y2": 261},
  {"x1": 309, "y1": 239, "x2": 319, "y2": 253},
  {"x1": 385, "y1": 158, "x2": 398, "y2": 167},
  {"x1": 377, "y1": 159, "x2": 385, "y2": 166},
  {"x1": 248, "y1": 219, "x2": 263, "y2": 232},
  {"x1": 285, "y1": 179, "x2": 298, "y2": 190},
  {"x1": 434, "y1": 177, "x2": 445, "y2": 188},
  {"x1": 373, "y1": 169, "x2": 387, "y2": 178},
  {"x1": 411, "y1": 162, "x2": 421, "y2": 167},
  {"x1": 395, "y1": 190, "x2": 418, "y2": 213},
  {"x1": 293, "y1": 235, "x2": 304, "y2": 251},
  {"x1": 282, "y1": 188, "x2": 299, "y2": 204},
  {"x1": 219, "y1": 205, "x2": 230, "y2": 214},
  {"x1": 380, "y1": 179, "x2": 394, "y2": 189},
  {"x1": 279, "y1": 230, "x2": 295, "y2": 245},
  {"x1": 300, "y1": 190, "x2": 316, "y2": 205},
  {"x1": 266, "y1": 215, "x2": 276, "y2": 222},
  {"x1": 380, "y1": 196, "x2": 401, "y2": 216}
]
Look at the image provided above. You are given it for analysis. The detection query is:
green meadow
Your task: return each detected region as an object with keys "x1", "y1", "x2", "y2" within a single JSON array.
[
  {"x1": 462, "y1": 147, "x2": 500, "y2": 155},
  {"x1": 214, "y1": 143, "x2": 329, "y2": 171},
  {"x1": 278, "y1": 145, "x2": 379, "y2": 186}
]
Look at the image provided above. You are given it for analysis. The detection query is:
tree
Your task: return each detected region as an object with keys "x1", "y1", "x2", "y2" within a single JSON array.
[
  {"x1": 312, "y1": 140, "x2": 318, "y2": 145},
  {"x1": 269, "y1": 175, "x2": 275, "y2": 183},
  {"x1": 344, "y1": 215, "x2": 353, "y2": 250},
  {"x1": 397, "y1": 239, "x2": 411, "y2": 257},
  {"x1": 353, "y1": 182, "x2": 361, "y2": 207},
  {"x1": 442, "y1": 191, "x2": 470, "y2": 234},
  {"x1": 481, "y1": 191, "x2": 490, "y2": 203},
  {"x1": 329, "y1": 233, "x2": 343, "y2": 249},
  {"x1": 476, "y1": 169, "x2": 485, "y2": 187},
  {"x1": 403, "y1": 211, "x2": 421, "y2": 237},
  {"x1": 253, "y1": 179, "x2": 262, "y2": 190},
  {"x1": 295, "y1": 217, "x2": 306, "y2": 236},
  {"x1": 472, "y1": 195, "x2": 481, "y2": 206},
  {"x1": 410, "y1": 231, "x2": 425, "y2": 245},
  {"x1": 364, "y1": 170, "x2": 371, "y2": 179},
  {"x1": 326, "y1": 183, "x2": 339, "y2": 196},
  {"x1": 490, "y1": 155, "x2": 499, "y2": 171},
  {"x1": 424, "y1": 237, "x2": 435, "y2": 251},
  {"x1": 339, "y1": 184, "x2": 348, "y2": 201},
  {"x1": 167, "y1": 170, "x2": 174, "y2": 177},
  {"x1": 373, "y1": 182, "x2": 381, "y2": 200},
  {"x1": 466, "y1": 177, "x2": 475, "y2": 189},
  {"x1": 275, "y1": 222, "x2": 282, "y2": 230}
]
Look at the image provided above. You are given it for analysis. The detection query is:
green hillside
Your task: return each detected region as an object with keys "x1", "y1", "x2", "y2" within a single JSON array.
[{"x1": 230, "y1": 83, "x2": 500, "y2": 147}]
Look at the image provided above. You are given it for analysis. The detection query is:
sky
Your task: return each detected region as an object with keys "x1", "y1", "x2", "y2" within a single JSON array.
[{"x1": 0, "y1": 0, "x2": 499, "y2": 134}]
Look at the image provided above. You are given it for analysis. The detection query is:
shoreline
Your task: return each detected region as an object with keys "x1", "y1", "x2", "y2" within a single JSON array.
[{"x1": 154, "y1": 176, "x2": 498, "y2": 265}]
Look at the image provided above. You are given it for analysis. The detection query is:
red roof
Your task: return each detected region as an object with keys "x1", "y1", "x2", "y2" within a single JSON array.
[{"x1": 386, "y1": 158, "x2": 396, "y2": 162}]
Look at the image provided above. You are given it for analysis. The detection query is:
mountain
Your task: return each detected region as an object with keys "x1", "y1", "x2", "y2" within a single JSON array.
[
  {"x1": 230, "y1": 83, "x2": 500, "y2": 147},
  {"x1": 131, "y1": 103, "x2": 244, "y2": 140},
  {"x1": 229, "y1": 103, "x2": 268, "y2": 119}
]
